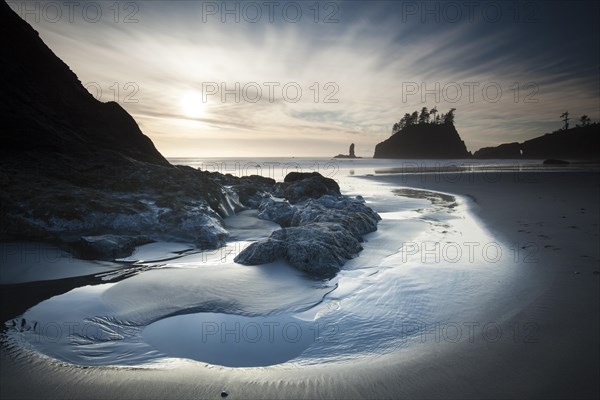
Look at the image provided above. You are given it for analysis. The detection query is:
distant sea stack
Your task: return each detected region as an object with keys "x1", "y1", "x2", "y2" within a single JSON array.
[
  {"x1": 373, "y1": 108, "x2": 470, "y2": 159},
  {"x1": 473, "y1": 124, "x2": 600, "y2": 159},
  {"x1": 334, "y1": 143, "x2": 359, "y2": 159}
]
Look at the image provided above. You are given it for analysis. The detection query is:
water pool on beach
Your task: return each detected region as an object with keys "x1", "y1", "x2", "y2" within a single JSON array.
[{"x1": 2, "y1": 158, "x2": 535, "y2": 368}]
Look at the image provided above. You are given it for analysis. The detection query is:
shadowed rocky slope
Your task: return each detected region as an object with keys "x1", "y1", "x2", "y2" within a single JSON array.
[
  {"x1": 0, "y1": 0, "x2": 168, "y2": 167},
  {"x1": 0, "y1": 1, "x2": 235, "y2": 254},
  {"x1": 0, "y1": 2, "x2": 379, "y2": 278}
]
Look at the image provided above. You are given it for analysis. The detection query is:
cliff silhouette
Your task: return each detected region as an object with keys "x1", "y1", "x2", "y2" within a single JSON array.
[
  {"x1": 0, "y1": 0, "x2": 168, "y2": 168},
  {"x1": 474, "y1": 124, "x2": 600, "y2": 159},
  {"x1": 0, "y1": 2, "x2": 237, "y2": 254}
]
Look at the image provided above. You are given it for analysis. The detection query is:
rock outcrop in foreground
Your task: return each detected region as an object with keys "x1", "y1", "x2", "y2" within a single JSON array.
[
  {"x1": 0, "y1": 3, "x2": 379, "y2": 278},
  {"x1": 0, "y1": 2, "x2": 263, "y2": 258},
  {"x1": 235, "y1": 180, "x2": 381, "y2": 279},
  {"x1": 373, "y1": 123, "x2": 470, "y2": 159}
]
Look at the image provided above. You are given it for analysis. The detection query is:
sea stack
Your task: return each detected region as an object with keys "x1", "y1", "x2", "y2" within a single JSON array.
[
  {"x1": 334, "y1": 143, "x2": 359, "y2": 158},
  {"x1": 373, "y1": 123, "x2": 470, "y2": 159}
]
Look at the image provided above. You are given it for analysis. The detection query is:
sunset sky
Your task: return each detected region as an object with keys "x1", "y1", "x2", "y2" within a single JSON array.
[{"x1": 10, "y1": 0, "x2": 599, "y2": 157}]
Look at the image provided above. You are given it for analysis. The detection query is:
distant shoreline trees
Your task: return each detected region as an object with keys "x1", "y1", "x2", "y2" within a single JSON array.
[
  {"x1": 391, "y1": 107, "x2": 456, "y2": 134},
  {"x1": 560, "y1": 111, "x2": 570, "y2": 130},
  {"x1": 578, "y1": 114, "x2": 591, "y2": 127},
  {"x1": 560, "y1": 111, "x2": 594, "y2": 130}
]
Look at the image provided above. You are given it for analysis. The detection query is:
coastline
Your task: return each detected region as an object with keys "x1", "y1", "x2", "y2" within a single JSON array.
[
  {"x1": 1, "y1": 169, "x2": 598, "y2": 399},
  {"x1": 361, "y1": 169, "x2": 600, "y2": 398}
]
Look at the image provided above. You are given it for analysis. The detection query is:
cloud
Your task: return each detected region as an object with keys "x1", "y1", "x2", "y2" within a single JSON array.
[{"x1": 20, "y1": 0, "x2": 600, "y2": 156}]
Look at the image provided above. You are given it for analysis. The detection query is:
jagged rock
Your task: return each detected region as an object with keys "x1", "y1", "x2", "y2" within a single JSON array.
[
  {"x1": 235, "y1": 195, "x2": 380, "y2": 278},
  {"x1": 277, "y1": 223, "x2": 362, "y2": 277},
  {"x1": 235, "y1": 223, "x2": 363, "y2": 279},
  {"x1": 73, "y1": 235, "x2": 153, "y2": 260},
  {"x1": 291, "y1": 195, "x2": 381, "y2": 236},
  {"x1": 257, "y1": 198, "x2": 297, "y2": 227},
  {"x1": 282, "y1": 172, "x2": 341, "y2": 204},
  {"x1": 271, "y1": 182, "x2": 287, "y2": 198},
  {"x1": 216, "y1": 175, "x2": 275, "y2": 208},
  {"x1": 162, "y1": 208, "x2": 229, "y2": 249},
  {"x1": 235, "y1": 239, "x2": 287, "y2": 265}
]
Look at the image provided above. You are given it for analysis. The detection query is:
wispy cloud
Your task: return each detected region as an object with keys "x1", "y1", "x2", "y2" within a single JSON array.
[{"x1": 17, "y1": 0, "x2": 599, "y2": 156}]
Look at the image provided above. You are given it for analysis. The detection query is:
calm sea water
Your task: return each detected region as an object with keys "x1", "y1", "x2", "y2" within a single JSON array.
[{"x1": 167, "y1": 157, "x2": 543, "y2": 181}]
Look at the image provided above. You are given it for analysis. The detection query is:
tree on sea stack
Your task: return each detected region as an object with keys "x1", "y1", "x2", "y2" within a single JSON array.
[
  {"x1": 578, "y1": 115, "x2": 591, "y2": 127},
  {"x1": 418, "y1": 107, "x2": 430, "y2": 124},
  {"x1": 390, "y1": 107, "x2": 458, "y2": 131},
  {"x1": 411, "y1": 111, "x2": 419, "y2": 125},
  {"x1": 430, "y1": 106, "x2": 438, "y2": 123},
  {"x1": 443, "y1": 108, "x2": 456, "y2": 125},
  {"x1": 374, "y1": 108, "x2": 469, "y2": 159},
  {"x1": 560, "y1": 111, "x2": 570, "y2": 130}
]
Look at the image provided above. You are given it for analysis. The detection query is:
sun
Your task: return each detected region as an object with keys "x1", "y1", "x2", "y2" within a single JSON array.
[{"x1": 180, "y1": 91, "x2": 206, "y2": 118}]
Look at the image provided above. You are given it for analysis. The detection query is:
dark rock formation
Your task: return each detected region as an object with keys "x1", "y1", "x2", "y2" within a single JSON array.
[
  {"x1": 73, "y1": 235, "x2": 153, "y2": 260},
  {"x1": 473, "y1": 124, "x2": 600, "y2": 160},
  {"x1": 213, "y1": 174, "x2": 276, "y2": 208},
  {"x1": 473, "y1": 142, "x2": 522, "y2": 159},
  {"x1": 0, "y1": 1, "x2": 168, "y2": 168},
  {"x1": 235, "y1": 223, "x2": 362, "y2": 279},
  {"x1": 0, "y1": 3, "x2": 249, "y2": 258},
  {"x1": 290, "y1": 195, "x2": 380, "y2": 236},
  {"x1": 373, "y1": 123, "x2": 470, "y2": 159},
  {"x1": 235, "y1": 192, "x2": 381, "y2": 279},
  {"x1": 0, "y1": 3, "x2": 380, "y2": 275},
  {"x1": 543, "y1": 159, "x2": 570, "y2": 165},
  {"x1": 521, "y1": 125, "x2": 599, "y2": 159},
  {"x1": 281, "y1": 172, "x2": 341, "y2": 204},
  {"x1": 334, "y1": 143, "x2": 359, "y2": 158},
  {"x1": 257, "y1": 198, "x2": 297, "y2": 227}
]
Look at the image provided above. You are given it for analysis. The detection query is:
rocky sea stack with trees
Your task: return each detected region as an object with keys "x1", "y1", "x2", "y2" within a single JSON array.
[
  {"x1": 373, "y1": 107, "x2": 470, "y2": 159},
  {"x1": 374, "y1": 106, "x2": 598, "y2": 160}
]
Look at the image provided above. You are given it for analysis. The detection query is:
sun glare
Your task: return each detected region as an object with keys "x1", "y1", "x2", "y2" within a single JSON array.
[{"x1": 181, "y1": 91, "x2": 206, "y2": 118}]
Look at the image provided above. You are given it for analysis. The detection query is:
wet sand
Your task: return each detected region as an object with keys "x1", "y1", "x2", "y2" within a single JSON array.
[{"x1": 1, "y1": 170, "x2": 598, "y2": 399}]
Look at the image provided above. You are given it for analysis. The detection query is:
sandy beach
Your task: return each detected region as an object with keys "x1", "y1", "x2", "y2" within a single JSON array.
[
  {"x1": 1, "y1": 168, "x2": 598, "y2": 399},
  {"x1": 3, "y1": 0, "x2": 599, "y2": 397}
]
